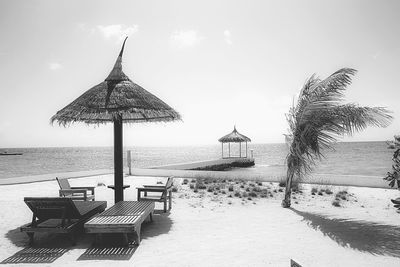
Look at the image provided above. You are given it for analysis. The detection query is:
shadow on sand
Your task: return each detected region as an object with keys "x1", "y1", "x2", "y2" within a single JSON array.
[
  {"x1": 4, "y1": 213, "x2": 172, "y2": 262},
  {"x1": 292, "y1": 208, "x2": 400, "y2": 257},
  {"x1": 2, "y1": 228, "x2": 74, "y2": 264},
  {"x1": 77, "y1": 213, "x2": 173, "y2": 261}
]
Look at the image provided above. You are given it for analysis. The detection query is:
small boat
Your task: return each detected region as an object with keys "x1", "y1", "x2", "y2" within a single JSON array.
[{"x1": 0, "y1": 151, "x2": 23, "y2": 156}]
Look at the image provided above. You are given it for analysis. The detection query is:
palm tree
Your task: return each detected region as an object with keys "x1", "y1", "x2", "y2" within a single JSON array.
[{"x1": 282, "y1": 68, "x2": 392, "y2": 208}]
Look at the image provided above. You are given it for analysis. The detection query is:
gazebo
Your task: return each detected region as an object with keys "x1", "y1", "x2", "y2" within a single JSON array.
[{"x1": 218, "y1": 126, "x2": 251, "y2": 158}]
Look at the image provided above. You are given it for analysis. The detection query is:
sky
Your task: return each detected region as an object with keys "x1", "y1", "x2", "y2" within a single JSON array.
[{"x1": 0, "y1": 0, "x2": 400, "y2": 148}]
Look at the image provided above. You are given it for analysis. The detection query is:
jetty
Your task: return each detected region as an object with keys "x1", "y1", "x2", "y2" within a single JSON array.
[{"x1": 151, "y1": 157, "x2": 255, "y2": 171}]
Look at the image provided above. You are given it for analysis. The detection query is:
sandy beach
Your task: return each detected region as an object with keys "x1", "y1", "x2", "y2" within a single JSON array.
[{"x1": 1, "y1": 173, "x2": 400, "y2": 267}]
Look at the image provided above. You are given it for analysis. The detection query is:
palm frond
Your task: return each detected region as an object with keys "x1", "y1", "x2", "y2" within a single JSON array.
[{"x1": 285, "y1": 68, "x2": 392, "y2": 179}]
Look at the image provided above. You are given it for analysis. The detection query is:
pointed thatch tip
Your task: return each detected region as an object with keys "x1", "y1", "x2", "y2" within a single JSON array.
[
  {"x1": 119, "y1": 36, "x2": 128, "y2": 57},
  {"x1": 106, "y1": 37, "x2": 129, "y2": 82}
]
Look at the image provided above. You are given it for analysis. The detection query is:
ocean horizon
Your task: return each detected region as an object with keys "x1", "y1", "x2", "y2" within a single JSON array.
[{"x1": 0, "y1": 141, "x2": 393, "y2": 180}]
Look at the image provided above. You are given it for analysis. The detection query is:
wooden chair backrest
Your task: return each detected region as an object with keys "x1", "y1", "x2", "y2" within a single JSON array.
[
  {"x1": 56, "y1": 177, "x2": 71, "y2": 190},
  {"x1": 165, "y1": 176, "x2": 174, "y2": 189},
  {"x1": 24, "y1": 197, "x2": 81, "y2": 221}
]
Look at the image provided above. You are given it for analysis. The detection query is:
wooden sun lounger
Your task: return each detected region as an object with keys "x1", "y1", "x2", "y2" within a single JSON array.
[
  {"x1": 137, "y1": 176, "x2": 174, "y2": 212},
  {"x1": 84, "y1": 201, "x2": 155, "y2": 246},
  {"x1": 56, "y1": 177, "x2": 95, "y2": 201},
  {"x1": 20, "y1": 197, "x2": 107, "y2": 245}
]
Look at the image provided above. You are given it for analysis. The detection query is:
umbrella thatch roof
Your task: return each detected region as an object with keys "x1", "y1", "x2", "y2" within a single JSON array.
[
  {"x1": 218, "y1": 126, "x2": 251, "y2": 143},
  {"x1": 51, "y1": 37, "x2": 181, "y2": 126}
]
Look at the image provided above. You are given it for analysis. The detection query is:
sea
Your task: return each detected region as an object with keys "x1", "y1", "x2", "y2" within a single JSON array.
[{"x1": 0, "y1": 142, "x2": 394, "y2": 180}]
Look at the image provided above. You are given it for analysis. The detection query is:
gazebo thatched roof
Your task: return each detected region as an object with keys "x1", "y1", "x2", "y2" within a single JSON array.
[
  {"x1": 218, "y1": 126, "x2": 251, "y2": 143},
  {"x1": 51, "y1": 37, "x2": 181, "y2": 126}
]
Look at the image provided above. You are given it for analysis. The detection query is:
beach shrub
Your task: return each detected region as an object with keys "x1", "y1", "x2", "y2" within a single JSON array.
[
  {"x1": 278, "y1": 188, "x2": 283, "y2": 192},
  {"x1": 325, "y1": 188, "x2": 333, "y2": 195},
  {"x1": 311, "y1": 187, "x2": 318, "y2": 194},
  {"x1": 191, "y1": 179, "x2": 196, "y2": 183},
  {"x1": 278, "y1": 181, "x2": 286, "y2": 187},
  {"x1": 257, "y1": 181, "x2": 263, "y2": 186},
  {"x1": 240, "y1": 184, "x2": 245, "y2": 189},
  {"x1": 172, "y1": 186, "x2": 178, "y2": 192},
  {"x1": 207, "y1": 187, "x2": 214, "y2": 192},
  {"x1": 335, "y1": 191, "x2": 348, "y2": 201},
  {"x1": 189, "y1": 184, "x2": 195, "y2": 189},
  {"x1": 213, "y1": 191, "x2": 218, "y2": 195},
  {"x1": 242, "y1": 192, "x2": 248, "y2": 198},
  {"x1": 228, "y1": 185, "x2": 234, "y2": 192},
  {"x1": 234, "y1": 191, "x2": 241, "y2": 198},
  {"x1": 317, "y1": 191, "x2": 323, "y2": 196},
  {"x1": 248, "y1": 192, "x2": 257, "y2": 198},
  {"x1": 245, "y1": 187, "x2": 250, "y2": 192},
  {"x1": 193, "y1": 189, "x2": 198, "y2": 193},
  {"x1": 384, "y1": 148, "x2": 400, "y2": 189},
  {"x1": 221, "y1": 190, "x2": 226, "y2": 194},
  {"x1": 252, "y1": 186, "x2": 261, "y2": 192},
  {"x1": 332, "y1": 200, "x2": 341, "y2": 207},
  {"x1": 196, "y1": 181, "x2": 207, "y2": 190},
  {"x1": 183, "y1": 179, "x2": 189, "y2": 184}
]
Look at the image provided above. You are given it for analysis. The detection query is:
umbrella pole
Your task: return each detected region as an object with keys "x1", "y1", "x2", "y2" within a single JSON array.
[{"x1": 114, "y1": 117, "x2": 124, "y2": 203}]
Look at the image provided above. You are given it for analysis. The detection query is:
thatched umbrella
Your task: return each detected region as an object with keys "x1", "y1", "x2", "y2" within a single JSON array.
[
  {"x1": 218, "y1": 126, "x2": 251, "y2": 158},
  {"x1": 51, "y1": 37, "x2": 181, "y2": 202}
]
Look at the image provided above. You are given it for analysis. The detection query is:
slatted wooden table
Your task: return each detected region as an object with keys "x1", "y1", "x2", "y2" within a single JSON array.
[{"x1": 84, "y1": 201, "x2": 155, "y2": 245}]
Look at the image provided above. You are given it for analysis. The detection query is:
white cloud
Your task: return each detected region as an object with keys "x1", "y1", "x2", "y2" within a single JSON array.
[
  {"x1": 224, "y1": 30, "x2": 232, "y2": 45},
  {"x1": 170, "y1": 30, "x2": 204, "y2": 48},
  {"x1": 49, "y1": 62, "x2": 62, "y2": 70},
  {"x1": 97, "y1": 24, "x2": 138, "y2": 42}
]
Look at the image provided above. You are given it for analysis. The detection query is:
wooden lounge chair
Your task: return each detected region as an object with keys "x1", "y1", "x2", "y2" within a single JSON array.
[
  {"x1": 84, "y1": 201, "x2": 155, "y2": 246},
  {"x1": 20, "y1": 197, "x2": 107, "y2": 245},
  {"x1": 137, "y1": 176, "x2": 174, "y2": 212},
  {"x1": 56, "y1": 177, "x2": 95, "y2": 201}
]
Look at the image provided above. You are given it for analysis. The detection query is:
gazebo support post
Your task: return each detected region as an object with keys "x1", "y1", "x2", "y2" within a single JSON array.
[
  {"x1": 228, "y1": 142, "x2": 231, "y2": 158},
  {"x1": 239, "y1": 142, "x2": 242, "y2": 158},
  {"x1": 246, "y1": 142, "x2": 248, "y2": 158},
  {"x1": 114, "y1": 116, "x2": 124, "y2": 203},
  {"x1": 221, "y1": 142, "x2": 224, "y2": 158}
]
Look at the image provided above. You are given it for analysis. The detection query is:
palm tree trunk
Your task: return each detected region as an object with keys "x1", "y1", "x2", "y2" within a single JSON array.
[{"x1": 282, "y1": 168, "x2": 294, "y2": 208}]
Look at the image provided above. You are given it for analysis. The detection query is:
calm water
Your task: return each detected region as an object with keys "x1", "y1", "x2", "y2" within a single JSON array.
[{"x1": 0, "y1": 142, "x2": 394, "y2": 179}]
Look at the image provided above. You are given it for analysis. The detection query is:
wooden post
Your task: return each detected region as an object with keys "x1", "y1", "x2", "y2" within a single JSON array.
[
  {"x1": 221, "y1": 143, "x2": 224, "y2": 158},
  {"x1": 239, "y1": 142, "x2": 242, "y2": 158},
  {"x1": 246, "y1": 142, "x2": 248, "y2": 158},
  {"x1": 127, "y1": 150, "x2": 132, "y2": 175},
  {"x1": 228, "y1": 142, "x2": 230, "y2": 158},
  {"x1": 114, "y1": 117, "x2": 123, "y2": 203}
]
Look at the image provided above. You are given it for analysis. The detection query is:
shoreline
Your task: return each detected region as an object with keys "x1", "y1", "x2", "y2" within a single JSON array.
[{"x1": 0, "y1": 166, "x2": 394, "y2": 190}]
